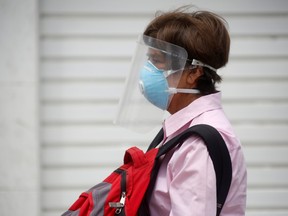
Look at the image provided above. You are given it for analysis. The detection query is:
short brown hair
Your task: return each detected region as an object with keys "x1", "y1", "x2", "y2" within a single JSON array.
[{"x1": 143, "y1": 7, "x2": 230, "y2": 94}]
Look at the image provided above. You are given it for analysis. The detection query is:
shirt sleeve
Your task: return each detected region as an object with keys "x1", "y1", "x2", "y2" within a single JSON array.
[{"x1": 167, "y1": 136, "x2": 217, "y2": 216}]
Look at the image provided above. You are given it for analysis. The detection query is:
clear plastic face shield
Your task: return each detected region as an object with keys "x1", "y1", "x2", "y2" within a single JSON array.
[{"x1": 114, "y1": 35, "x2": 189, "y2": 132}]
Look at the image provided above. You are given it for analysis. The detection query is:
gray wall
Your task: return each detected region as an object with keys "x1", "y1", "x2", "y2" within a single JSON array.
[{"x1": 0, "y1": 0, "x2": 40, "y2": 215}]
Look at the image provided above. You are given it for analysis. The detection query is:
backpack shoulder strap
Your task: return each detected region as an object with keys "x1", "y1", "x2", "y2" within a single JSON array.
[
  {"x1": 147, "y1": 128, "x2": 164, "y2": 151},
  {"x1": 155, "y1": 124, "x2": 232, "y2": 216}
]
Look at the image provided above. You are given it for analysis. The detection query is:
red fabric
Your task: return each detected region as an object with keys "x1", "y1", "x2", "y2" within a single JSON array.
[
  {"x1": 69, "y1": 193, "x2": 88, "y2": 211},
  {"x1": 68, "y1": 192, "x2": 92, "y2": 216},
  {"x1": 123, "y1": 148, "x2": 158, "y2": 215},
  {"x1": 64, "y1": 147, "x2": 159, "y2": 216}
]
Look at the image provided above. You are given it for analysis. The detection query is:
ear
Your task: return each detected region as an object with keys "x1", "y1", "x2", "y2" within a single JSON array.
[{"x1": 186, "y1": 68, "x2": 203, "y2": 85}]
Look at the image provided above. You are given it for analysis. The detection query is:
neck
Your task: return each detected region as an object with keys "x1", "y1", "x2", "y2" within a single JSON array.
[{"x1": 167, "y1": 93, "x2": 201, "y2": 114}]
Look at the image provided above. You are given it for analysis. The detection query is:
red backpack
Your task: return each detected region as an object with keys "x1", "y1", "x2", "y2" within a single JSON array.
[{"x1": 61, "y1": 124, "x2": 232, "y2": 216}]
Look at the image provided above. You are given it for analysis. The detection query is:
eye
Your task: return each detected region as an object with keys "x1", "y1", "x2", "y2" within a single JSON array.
[{"x1": 147, "y1": 56, "x2": 162, "y2": 64}]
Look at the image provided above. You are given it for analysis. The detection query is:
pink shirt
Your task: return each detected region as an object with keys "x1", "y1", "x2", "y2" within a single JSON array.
[{"x1": 149, "y1": 92, "x2": 247, "y2": 216}]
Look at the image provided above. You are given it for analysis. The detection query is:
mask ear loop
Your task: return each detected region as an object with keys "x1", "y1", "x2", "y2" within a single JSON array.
[{"x1": 167, "y1": 88, "x2": 200, "y2": 94}]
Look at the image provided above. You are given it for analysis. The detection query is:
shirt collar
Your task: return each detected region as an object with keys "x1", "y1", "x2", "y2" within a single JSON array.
[{"x1": 163, "y1": 92, "x2": 223, "y2": 137}]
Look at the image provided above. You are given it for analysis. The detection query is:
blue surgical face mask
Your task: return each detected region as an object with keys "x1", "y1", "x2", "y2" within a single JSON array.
[
  {"x1": 139, "y1": 61, "x2": 170, "y2": 110},
  {"x1": 139, "y1": 61, "x2": 200, "y2": 110}
]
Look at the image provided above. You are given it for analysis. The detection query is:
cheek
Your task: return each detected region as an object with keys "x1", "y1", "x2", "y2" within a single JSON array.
[{"x1": 167, "y1": 73, "x2": 182, "y2": 87}]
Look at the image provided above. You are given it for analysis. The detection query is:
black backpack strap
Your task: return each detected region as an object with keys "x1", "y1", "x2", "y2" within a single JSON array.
[
  {"x1": 147, "y1": 128, "x2": 164, "y2": 151},
  {"x1": 153, "y1": 124, "x2": 232, "y2": 216}
]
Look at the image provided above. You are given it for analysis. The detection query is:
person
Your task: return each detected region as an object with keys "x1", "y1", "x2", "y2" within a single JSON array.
[{"x1": 116, "y1": 6, "x2": 247, "y2": 216}]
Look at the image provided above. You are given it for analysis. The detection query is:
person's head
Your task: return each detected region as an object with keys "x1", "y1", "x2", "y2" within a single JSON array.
[
  {"x1": 143, "y1": 6, "x2": 230, "y2": 112},
  {"x1": 115, "y1": 7, "x2": 231, "y2": 129}
]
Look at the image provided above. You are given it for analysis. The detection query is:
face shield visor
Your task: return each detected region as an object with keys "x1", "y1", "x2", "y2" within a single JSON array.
[{"x1": 114, "y1": 35, "x2": 189, "y2": 132}]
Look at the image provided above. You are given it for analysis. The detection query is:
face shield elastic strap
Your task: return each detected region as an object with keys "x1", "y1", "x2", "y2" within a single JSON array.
[
  {"x1": 160, "y1": 59, "x2": 217, "y2": 78},
  {"x1": 191, "y1": 59, "x2": 217, "y2": 72}
]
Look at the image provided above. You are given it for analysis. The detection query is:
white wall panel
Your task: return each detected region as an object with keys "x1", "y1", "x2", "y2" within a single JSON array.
[
  {"x1": 40, "y1": 14, "x2": 288, "y2": 37},
  {"x1": 40, "y1": 16, "x2": 150, "y2": 36},
  {"x1": 41, "y1": 125, "x2": 159, "y2": 145},
  {"x1": 219, "y1": 59, "x2": 288, "y2": 79},
  {"x1": 41, "y1": 81, "x2": 123, "y2": 101},
  {"x1": 41, "y1": 60, "x2": 129, "y2": 79},
  {"x1": 39, "y1": 0, "x2": 288, "y2": 215},
  {"x1": 41, "y1": 38, "x2": 135, "y2": 58},
  {"x1": 40, "y1": 0, "x2": 288, "y2": 14}
]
